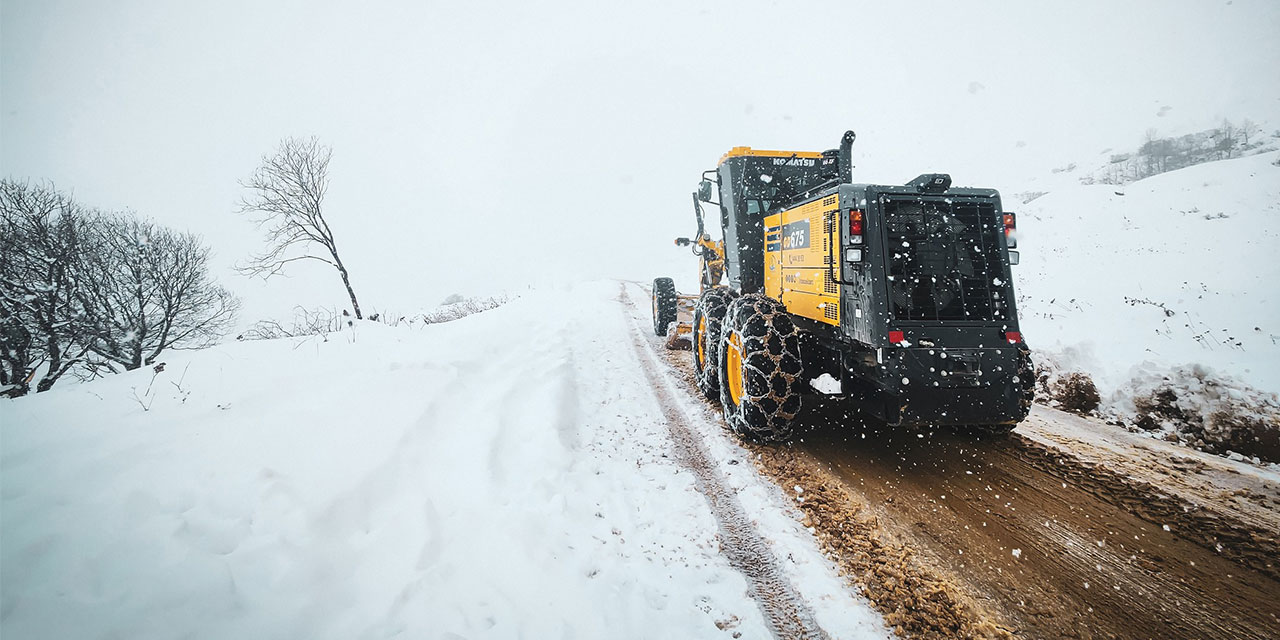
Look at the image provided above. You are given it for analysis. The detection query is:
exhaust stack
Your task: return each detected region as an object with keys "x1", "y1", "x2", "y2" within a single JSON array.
[{"x1": 838, "y1": 130, "x2": 856, "y2": 183}]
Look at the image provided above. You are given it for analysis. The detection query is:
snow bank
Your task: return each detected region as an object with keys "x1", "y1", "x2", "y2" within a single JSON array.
[
  {"x1": 1107, "y1": 363, "x2": 1280, "y2": 463},
  {"x1": 1, "y1": 281, "x2": 885, "y2": 639},
  {"x1": 1015, "y1": 151, "x2": 1280, "y2": 395}
]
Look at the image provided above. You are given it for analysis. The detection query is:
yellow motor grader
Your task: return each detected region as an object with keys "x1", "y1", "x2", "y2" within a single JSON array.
[{"x1": 652, "y1": 131, "x2": 1034, "y2": 441}]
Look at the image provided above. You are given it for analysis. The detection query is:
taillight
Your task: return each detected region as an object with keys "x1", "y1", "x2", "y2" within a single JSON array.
[
  {"x1": 889, "y1": 330, "x2": 905, "y2": 344},
  {"x1": 1005, "y1": 331, "x2": 1022, "y2": 344},
  {"x1": 849, "y1": 210, "x2": 864, "y2": 237},
  {"x1": 1003, "y1": 212, "x2": 1017, "y2": 248}
]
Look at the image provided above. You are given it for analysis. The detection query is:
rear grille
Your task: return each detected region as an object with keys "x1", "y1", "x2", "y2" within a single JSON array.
[
  {"x1": 822, "y1": 211, "x2": 836, "y2": 265},
  {"x1": 884, "y1": 198, "x2": 1008, "y2": 322}
]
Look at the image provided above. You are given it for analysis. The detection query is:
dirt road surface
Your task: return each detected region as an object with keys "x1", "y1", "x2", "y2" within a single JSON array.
[
  {"x1": 789, "y1": 411, "x2": 1280, "y2": 639},
  {"x1": 629, "y1": 282, "x2": 1280, "y2": 639}
]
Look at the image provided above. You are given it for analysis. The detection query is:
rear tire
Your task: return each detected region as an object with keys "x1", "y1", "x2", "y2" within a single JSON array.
[
  {"x1": 718, "y1": 294, "x2": 805, "y2": 442},
  {"x1": 1017, "y1": 343, "x2": 1036, "y2": 417},
  {"x1": 959, "y1": 345, "x2": 1034, "y2": 438},
  {"x1": 652, "y1": 277, "x2": 678, "y2": 336},
  {"x1": 692, "y1": 287, "x2": 737, "y2": 401},
  {"x1": 959, "y1": 423, "x2": 1017, "y2": 437}
]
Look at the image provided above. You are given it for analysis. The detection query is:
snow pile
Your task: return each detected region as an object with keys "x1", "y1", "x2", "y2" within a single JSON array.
[
  {"x1": 1108, "y1": 363, "x2": 1280, "y2": 464},
  {"x1": 1, "y1": 280, "x2": 885, "y2": 639},
  {"x1": 1015, "y1": 150, "x2": 1280, "y2": 396}
]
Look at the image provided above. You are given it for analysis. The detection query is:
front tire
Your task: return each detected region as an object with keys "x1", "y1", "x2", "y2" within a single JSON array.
[
  {"x1": 652, "y1": 277, "x2": 678, "y2": 336},
  {"x1": 718, "y1": 294, "x2": 806, "y2": 442},
  {"x1": 692, "y1": 287, "x2": 737, "y2": 401}
]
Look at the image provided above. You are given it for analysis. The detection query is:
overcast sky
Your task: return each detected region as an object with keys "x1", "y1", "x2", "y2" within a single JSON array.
[{"x1": 3, "y1": 0, "x2": 1278, "y2": 323}]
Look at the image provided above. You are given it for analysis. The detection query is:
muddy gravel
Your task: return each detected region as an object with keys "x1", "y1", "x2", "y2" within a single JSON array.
[
  {"x1": 745, "y1": 443, "x2": 1012, "y2": 639},
  {"x1": 786, "y1": 414, "x2": 1280, "y2": 639}
]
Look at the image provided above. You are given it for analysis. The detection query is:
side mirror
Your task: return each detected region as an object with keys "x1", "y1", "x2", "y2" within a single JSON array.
[
  {"x1": 697, "y1": 180, "x2": 714, "y2": 203},
  {"x1": 675, "y1": 237, "x2": 692, "y2": 246}
]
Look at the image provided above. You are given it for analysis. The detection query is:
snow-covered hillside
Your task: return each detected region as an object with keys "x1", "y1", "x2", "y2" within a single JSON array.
[
  {"x1": 0, "y1": 282, "x2": 887, "y2": 640},
  {"x1": 1014, "y1": 150, "x2": 1280, "y2": 395}
]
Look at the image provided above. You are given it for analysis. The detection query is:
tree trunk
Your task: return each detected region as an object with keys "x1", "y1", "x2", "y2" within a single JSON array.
[
  {"x1": 335, "y1": 259, "x2": 362, "y2": 320},
  {"x1": 36, "y1": 336, "x2": 60, "y2": 392}
]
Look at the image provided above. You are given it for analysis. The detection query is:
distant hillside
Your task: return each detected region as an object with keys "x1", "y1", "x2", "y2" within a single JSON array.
[
  {"x1": 1075, "y1": 120, "x2": 1280, "y2": 186},
  {"x1": 1015, "y1": 150, "x2": 1280, "y2": 394}
]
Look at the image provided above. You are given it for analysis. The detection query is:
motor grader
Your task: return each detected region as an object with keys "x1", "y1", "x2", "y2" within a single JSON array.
[{"x1": 652, "y1": 131, "x2": 1034, "y2": 441}]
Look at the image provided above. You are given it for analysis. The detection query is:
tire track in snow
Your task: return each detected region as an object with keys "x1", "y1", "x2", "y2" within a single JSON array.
[{"x1": 616, "y1": 284, "x2": 832, "y2": 640}]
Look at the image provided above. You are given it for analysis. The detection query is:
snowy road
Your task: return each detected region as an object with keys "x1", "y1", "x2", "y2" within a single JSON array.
[
  {"x1": 619, "y1": 287, "x2": 830, "y2": 639},
  {"x1": 5, "y1": 278, "x2": 1278, "y2": 639},
  {"x1": 1, "y1": 281, "x2": 887, "y2": 640}
]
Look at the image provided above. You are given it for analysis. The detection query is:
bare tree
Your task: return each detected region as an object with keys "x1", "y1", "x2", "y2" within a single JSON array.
[
  {"x1": 1214, "y1": 119, "x2": 1237, "y2": 159},
  {"x1": 0, "y1": 180, "x2": 93, "y2": 395},
  {"x1": 1139, "y1": 129, "x2": 1164, "y2": 175},
  {"x1": 238, "y1": 137, "x2": 363, "y2": 319},
  {"x1": 1239, "y1": 118, "x2": 1261, "y2": 148},
  {"x1": 76, "y1": 214, "x2": 239, "y2": 371}
]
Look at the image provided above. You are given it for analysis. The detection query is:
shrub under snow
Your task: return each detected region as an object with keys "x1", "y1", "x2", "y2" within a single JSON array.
[
  {"x1": 1033, "y1": 348, "x2": 1102, "y2": 415},
  {"x1": 416, "y1": 294, "x2": 508, "y2": 325}
]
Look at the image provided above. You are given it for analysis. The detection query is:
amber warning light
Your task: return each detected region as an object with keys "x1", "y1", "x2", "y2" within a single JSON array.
[{"x1": 849, "y1": 210, "x2": 864, "y2": 240}]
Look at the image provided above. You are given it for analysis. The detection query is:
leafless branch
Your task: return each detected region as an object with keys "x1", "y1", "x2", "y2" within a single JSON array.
[
  {"x1": 77, "y1": 213, "x2": 240, "y2": 371},
  {"x1": 238, "y1": 137, "x2": 363, "y2": 318},
  {"x1": 0, "y1": 179, "x2": 92, "y2": 394}
]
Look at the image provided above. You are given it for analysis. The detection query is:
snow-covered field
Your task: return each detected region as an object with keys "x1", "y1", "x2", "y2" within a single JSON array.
[
  {"x1": 3, "y1": 150, "x2": 1277, "y2": 638},
  {"x1": 1014, "y1": 150, "x2": 1280, "y2": 396},
  {"x1": 0, "y1": 281, "x2": 887, "y2": 639}
]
